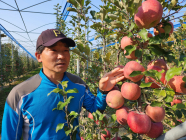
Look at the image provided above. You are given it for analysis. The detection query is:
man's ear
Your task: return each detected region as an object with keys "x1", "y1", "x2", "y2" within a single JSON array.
[{"x1": 35, "y1": 52, "x2": 42, "y2": 63}]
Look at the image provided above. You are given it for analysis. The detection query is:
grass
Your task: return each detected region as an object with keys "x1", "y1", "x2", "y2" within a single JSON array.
[{"x1": 0, "y1": 67, "x2": 41, "y2": 138}]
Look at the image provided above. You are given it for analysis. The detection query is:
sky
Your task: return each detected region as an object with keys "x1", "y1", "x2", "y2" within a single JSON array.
[{"x1": 0, "y1": 0, "x2": 185, "y2": 60}]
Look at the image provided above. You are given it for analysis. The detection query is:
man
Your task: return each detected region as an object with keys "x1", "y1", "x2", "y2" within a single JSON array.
[{"x1": 1, "y1": 29, "x2": 124, "y2": 140}]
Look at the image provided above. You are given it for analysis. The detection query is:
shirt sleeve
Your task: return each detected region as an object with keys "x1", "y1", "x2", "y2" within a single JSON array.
[
  {"x1": 1, "y1": 101, "x2": 23, "y2": 140},
  {"x1": 82, "y1": 86, "x2": 107, "y2": 113}
]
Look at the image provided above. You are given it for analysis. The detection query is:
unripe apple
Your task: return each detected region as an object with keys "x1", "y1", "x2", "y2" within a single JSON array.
[
  {"x1": 147, "y1": 59, "x2": 168, "y2": 72},
  {"x1": 127, "y1": 111, "x2": 151, "y2": 134},
  {"x1": 168, "y1": 76, "x2": 186, "y2": 94},
  {"x1": 146, "y1": 122, "x2": 163, "y2": 138},
  {"x1": 145, "y1": 105, "x2": 165, "y2": 122},
  {"x1": 101, "y1": 128, "x2": 111, "y2": 140},
  {"x1": 121, "y1": 82, "x2": 141, "y2": 100},
  {"x1": 124, "y1": 61, "x2": 145, "y2": 82},
  {"x1": 116, "y1": 106, "x2": 129, "y2": 125},
  {"x1": 120, "y1": 36, "x2": 136, "y2": 50},
  {"x1": 106, "y1": 90, "x2": 124, "y2": 109},
  {"x1": 134, "y1": 0, "x2": 163, "y2": 29},
  {"x1": 145, "y1": 66, "x2": 166, "y2": 88},
  {"x1": 154, "y1": 21, "x2": 174, "y2": 36}
]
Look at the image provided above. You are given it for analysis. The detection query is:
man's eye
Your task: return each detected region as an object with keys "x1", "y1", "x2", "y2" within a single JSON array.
[{"x1": 52, "y1": 49, "x2": 57, "y2": 52}]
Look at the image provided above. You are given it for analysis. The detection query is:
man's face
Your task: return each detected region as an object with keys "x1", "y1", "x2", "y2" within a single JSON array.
[{"x1": 36, "y1": 41, "x2": 70, "y2": 75}]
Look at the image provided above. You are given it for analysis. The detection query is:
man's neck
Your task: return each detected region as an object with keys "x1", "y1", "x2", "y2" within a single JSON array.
[{"x1": 42, "y1": 69, "x2": 64, "y2": 85}]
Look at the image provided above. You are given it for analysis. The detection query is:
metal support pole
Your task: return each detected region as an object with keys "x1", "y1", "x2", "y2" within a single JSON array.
[
  {"x1": 0, "y1": 30, "x2": 2, "y2": 90},
  {"x1": 77, "y1": 59, "x2": 80, "y2": 75},
  {"x1": 11, "y1": 40, "x2": 14, "y2": 71}
]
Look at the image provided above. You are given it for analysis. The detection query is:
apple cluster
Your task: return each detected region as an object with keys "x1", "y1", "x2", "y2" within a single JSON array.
[
  {"x1": 120, "y1": 0, "x2": 174, "y2": 60},
  {"x1": 105, "y1": 57, "x2": 186, "y2": 138}
]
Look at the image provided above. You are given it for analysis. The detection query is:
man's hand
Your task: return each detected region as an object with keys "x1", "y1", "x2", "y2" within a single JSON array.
[{"x1": 99, "y1": 67, "x2": 125, "y2": 91}]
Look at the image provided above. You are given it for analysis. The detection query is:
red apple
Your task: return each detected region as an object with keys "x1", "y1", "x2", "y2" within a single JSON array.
[
  {"x1": 147, "y1": 59, "x2": 168, "y2": 72},
  {"x1": 145, "y1": 105, "x2": 165, "y2": 122},
  {"x1": 101, "y1": 129, "x2": 111, "y2": 140},
  {"x1": 124, "y1": 46, "x2": 139, "y2": 60},
  {"x1": 145, "y1": 66, "x2": 166, "y2": 88},
  {"x1": 120, "y1": 36, "x2": 136, "y2": 50},
  {"x1": 154, "y1": 21, "x2": 174, "y2": 36},
  {"x1": 106, "y1": 90, "x2": 124, "y2": 109},
  {"x1": 81, "y1": 137, "x2": 85, "y2": 140},
  {"x1": 173, "y1": 98, "x2": 182, "y2": 104},
  {"x1": 116, "y1": 106, "x2": 129, "y2": 125},
  {"x1": 127, "y1": 111, "x2": 151, "y2": 134},
  {"x1": 134, "y1": 0, "x2": 163, "y2": 29},
  {"x1": 124, "y1": 61, "x2": 145, "y2": 82},
  {"x1": 121, "y1": 82, "x2": 141, "y2": 100},
  {"x1": 171, "y1": 101, "x2": 174, "y2": 106},
  {"x1": 168, "y1": 76, "x2": 186, "y2": 94},
  {"x1": 146, "y1": 122, "x2": 163, "y2": 138}
]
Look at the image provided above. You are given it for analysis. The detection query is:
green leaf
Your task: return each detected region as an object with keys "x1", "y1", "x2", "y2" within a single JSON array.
[
  {"x1": 129, "y1": 71, "x2": 143, "y2": 77},
  {"x1": 135, "y1": 49, "x2": 142, "y2": 58},
  {"x1": 124, "y1": 45, "x2": 136, "y2": 56},
  {"x1": 183, "y1": 40, "x2": 186, "y2": 46},
  {"x1": 172, "y1": 104, "x2": 186, "y2": 110},
  {"x1": 62, "y1": 81, "x2": 69, "y2": 89},
  {"x1": 67, "y1": 88, "x2": 78, "y2": 93},
  {"x1": 140, "y1": 82, "x2": 152, "y2": 88},
  {"x1": 66, "y1": 7, "x2": 77, "y2": 12},
  {"x1": 150, "y1": 101, "x2": 162, "y2": 107},
  {"x1": 154, "y1": 89, "x2": 166, "y2": 97},
  {"x1": 164, "y1": 95, "x2": 173, "y2": 102},
  {"x1": 138, "y1": 28, "x2": 148, "y2": 41},
  {"x1": 182, "y1": 24, "x2": 186, "y2": 29},
  {"x1": 165, "y1": 88, "x2": 175, "y2": 96},
  {"x1": 175, "y1": 110, "x2": 182, "y2": 119},
  {"x1": 90, "y1": 22, "x2": 102, "y2": 28},
  {"x1": 108, "y1": 14, "x2": 118, "y2": 20},
  {"x1": 129, "y1": 22, "x2": 135, "y2": 31},
  {"x1": 56, "y1": 123, "x2": 64, "y2": 132},
  {"x1": 90, "y1": 10, "x2": 96, "y2": 20},
  {"x1": 181, "y1": 109, "x2": 186, "y2": 117},
  {"x1": 165, "y1": 67, "x2": 182, "y2": 82},
  {"x1": 69, "y1": 111, "x2": 79, "y2": 117},
  {"x1": 101, "y1": 130, "x2": 107, "y2": 135},
  {"x1": 111, "y1": 114, "x2": 117, "y2": 122},
  {"x1": 64, "y1": 126, "x2": 72, "y2": 136},
  {"x1": 148, "y1": 45, "x2": 164, "y2": 56},
  {"x1": 47, "y1": 88, "x2": 61, "y2": 96}
]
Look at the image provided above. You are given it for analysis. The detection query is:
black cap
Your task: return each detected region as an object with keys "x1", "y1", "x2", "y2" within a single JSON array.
[{"x1": 36, "y1": 29, "x2": 75, "y2": 49}]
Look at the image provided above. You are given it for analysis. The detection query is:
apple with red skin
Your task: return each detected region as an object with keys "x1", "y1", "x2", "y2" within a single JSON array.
[
  {"x1": 112, "y1": 137, "x2": 122, "y2": 140},
  {"x1": 80, "y1": 137, "x2": 84, "y2": 140},
  {"x1": 124, "y1": 61, "x2": 145, "y2": 82},
  {"x1": 121, "y1": 82, "x2": 141, "y2": 100},
  {"x1": 127, "y1": 111, "x2": 151, "y2": 134},
  {"x1": 145, "y1": 66, "x2": 166, "y2": 88},
  {"x1": 154, "y1": 21, "x2": 174, "y2": 36},
  {"x1": 106, "y1": 90, "x2": 125, "y2": 109},
  {"x1": 101, "y1": 129, "x2": 111, "y2": 140},
  {"x1": 146, "y1": 122, "x2": 163, "y2": 138},
  {"x1": 145, "y1": 105, "x2": 165, "y2": 122},
  {"x1": 134, "y1": 0, "x2": 163, "y2": 29},
  {"x1": 147, "y1": 59, "x2": 168, "y2": 72},
  {"x1": 171, "y1": 101, "x2": 174, "y2": 106},
  {"x1": 168, "y1": 76, "x2": 186, "y2": 94},
  {"x1": 173, "y1": 98, "x2": 182, "y2": 104},
  {"x1": 116, "y1": 106, "x2": 129, "y2": 125},
  {"x1": 120, "y1": 36, "x2": 136, "y2": 50},
  {"x1": 124, "y1": 46, "x2": 140, "y2": 60}
]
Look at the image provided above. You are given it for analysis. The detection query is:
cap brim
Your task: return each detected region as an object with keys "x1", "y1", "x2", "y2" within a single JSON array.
[{"x1": 43, "y1": 37, "x2": 75, "y2": 47}]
